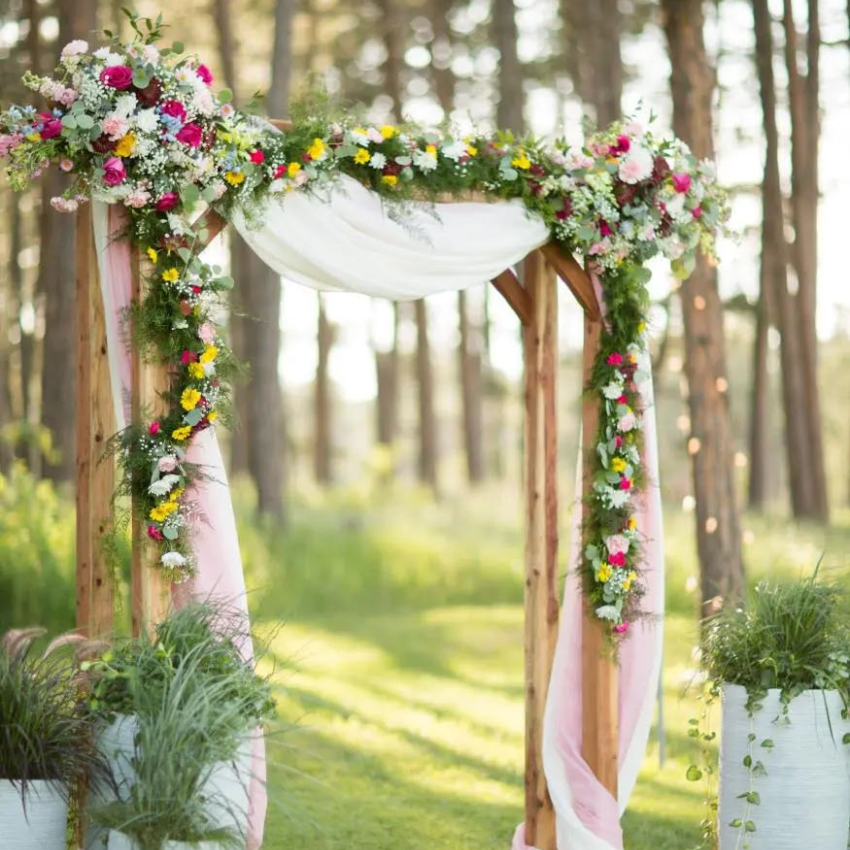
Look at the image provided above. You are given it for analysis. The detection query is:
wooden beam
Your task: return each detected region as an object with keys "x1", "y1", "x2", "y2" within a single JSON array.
[
  {"x1": 491, "y1": 268, "x2": 532, "y2": 326},
  {"x1": 580, "y1": 315, "x2": 619, "y2": 797},
  {"x1": 541, "y1": 243, "x2": 602, "y2": 321},
  {"x1": 268, "y1": 118, "x2": 292, "y2": 131},
  {"x1": 194, "y1": 208, "x2": 228, "y2": 252},
  {"x1": 130, "y1": 247, "x2": 172, "y2": 637},
  {"x1": 521, "y1": 249, "x2": 559, "y2": 850},
  {"x1": 75, "y1": 209, "x2": 115, "y2": 637}
]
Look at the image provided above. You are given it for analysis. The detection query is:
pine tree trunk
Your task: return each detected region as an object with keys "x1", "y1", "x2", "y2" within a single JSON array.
[
  {"x1": 415, "y1": 299, "x2": 438, "y2": 492},
  {"x1": 458, "y1": 291, "x2": 484, "y2": 484},
  {"x1": 314, "y1": 294, "x2": 333, "y2": 484},
  {"x1": 782, "y1": 0, "x2": 828, "y2": 521},
  {"x1": 562, "y1": 0, "x2": 623, "y2": 126},
  {"x1": 751, "y1": 0, "x2": 815, "y2": 517},
  {"x1": 662, "y1": 0, "x2": 744, "y2": 608},
  {"x1": 493, "y1": 0, "x2": 524, "y2": 131},
  {"x1": 747, "y1": 298, "x2": 769, "y2": 510},
  {"x1": 40, "y1": 0, "x2": 96, "y2": 482}
]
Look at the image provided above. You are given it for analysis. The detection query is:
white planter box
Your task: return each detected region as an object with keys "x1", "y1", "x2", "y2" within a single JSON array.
[
  {"x1": 0, "y1": 780, "x2": 68, "y2": 850},
  {"x1": 719, "y1": 684, "x2": 849, "y2": 850}
]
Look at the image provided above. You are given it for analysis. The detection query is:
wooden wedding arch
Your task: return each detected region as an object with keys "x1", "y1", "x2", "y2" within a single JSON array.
[{"x1": 73, "y1": 120, "x2": 617, "y2": 850}]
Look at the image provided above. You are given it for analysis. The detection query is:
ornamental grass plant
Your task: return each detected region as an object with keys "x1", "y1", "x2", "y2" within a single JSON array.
[
  {"x1": 0, "y1": 627, "x2": 110, "y2": 798},
  {"x1": 701, "y1": 569, "x2": 850, "y2": 705}
]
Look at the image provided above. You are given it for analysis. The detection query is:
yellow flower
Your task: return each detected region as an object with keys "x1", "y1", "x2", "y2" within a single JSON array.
[
  {"x1": 307, "y1": 138, "x2": 326, "y2": 159},
  {"x1": 26, "y1": 133, "x2": 41, "y2": 142},
  {"x1": 287, "y1": 162, "x2": 301, "y2": 177},
  {"x1": 146, "y1": 247, "x2": 158, "y2": 264},
  {"x1": 597, "y1": 563, "x2": 612, "y2": 583},
  {"x1": 149, "y1": 501, "x2": 178, "y2": 522},
  {"x1": 224, "y1": 171, "x2": 245, "y2": 185},
  {"x1": 170, "y1": 488, "x2": 184, "y2": 502},
  {"x1": 380, "y1": 125, "x2": 396, "y2": 139},
  {"x1": 466, "y1": 145, "x2": 478, "y2": 157},
  {"x1": 425, "y1": 144, "x2": 437, "y2": 155},
  {"x1": 511, "y1": 151, "x2": 531, "y2": 170},
  {"x1": 114, "y1": 133, "x2": 136, "y2": 158},
  {"x1": 622, "y1": 570, "x2": 638, "y2": 592},
  {"x1": 172, "y1": 426, "x2": 192, "y2": 442},
  {"x1": 162, "y1": 268, "x2": 180, "y2": 283},
  {"x1": 180, "y1": 388, "x2": 202, "y2": 411},
  {"x1": 199, "y1": 345, "x2": 218, "y2": 364},
  {"x1": 208, "y1": 410, "x2": 218, "y2": 423},
  {"x1": 610, "y1": 457, "x2": 627, "y2": 473},
  {"x1": 354, "y1": 149, "x2": 370, "y2": 165},
  {"x1": 628, "y1": 516, "x2": 637, "y2": 531},
  {"x1": 188, "y1": 362, "x2": 205, "y2": 380},
  {"x1": 637, "y1": 322, "x2": 646, "y2": 334},
  {"x1": 381, "y1": 174, "x2": 398, "y2": 187}
]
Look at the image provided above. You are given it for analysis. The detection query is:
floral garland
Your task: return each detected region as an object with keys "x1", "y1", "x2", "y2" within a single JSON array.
[{"x1": 0, "y1": 15, "x2": 727, "y2": 634}]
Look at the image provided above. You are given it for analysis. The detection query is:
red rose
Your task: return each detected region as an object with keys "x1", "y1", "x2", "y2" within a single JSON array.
[
  {"x1": 617, "y1": 394, "x2": 628, "y2": 405},
  {"x1": 274, "y1": 164, "x2": 286, "y2": 178},
  {"x1": 614, "y1": 436, "x2": 623, "y2": 448},
  {"x1": 609, "y1": 552, "x2": 626, "y2": 567},
  {"x1": 250, "y1": 150, "x2": 265, "y2": 164},
  {"x1": 147, "y1": 525, "x2": 164, "y2": 541},
  {"x1": 620, "y1": 476, "x2": 632, "y2": 491},
  {"x1": 606, "y1": 352, "x2": 623, "y2": 366},
  {"x1": 600, "y1": 221, "x2": 613, "y2": 237},
  {"x1": 615, "y1": 134, "x2": 631, "y2": 154},
  {"x1": 672, "y1": 173, "x2": 692, "y2": 194},
  {"x1": 100, "y1": 65, "x2": 134, "y2": 89},
  {"x1": 155, "y1": 192, "x2": 179, "y2": 212},
  {"x1": 191, "y1": 285, "x2": 202, "y2": 294},
  {"x1": 91, "y1": 133, "x2": 117, "y2": 154},
  {"x1": 181, "y1": 350, "x2": 198, "y2": 365},
  {"x1": 176, "y1": 123, "x2": 202, "y2": 147},
  {"x1": 148, "y1": 421, "x2": 161, "y2": 435},
  {"x1": 160, "y1": 100, "x2": 187, "y2": 122},
  {"x1": 135, "y1": 78, "x2": 163, "y2": 107},
  {"x1": 195, "y1": 64, "x2": 213, "y2": 85}
]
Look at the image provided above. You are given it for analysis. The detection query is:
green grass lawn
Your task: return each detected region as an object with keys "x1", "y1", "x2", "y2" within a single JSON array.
[{"x1": 243, "y1": 491, "x2": 850, "y2": 850}]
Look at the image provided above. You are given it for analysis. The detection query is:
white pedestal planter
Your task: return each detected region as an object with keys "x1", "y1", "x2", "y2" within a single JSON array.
[
  {"x1": 719, "y1": 684, "x2": 849, "y2": 850},
  {"x1": 0, "y1": 780, "x2": 68, "y2": 850}
]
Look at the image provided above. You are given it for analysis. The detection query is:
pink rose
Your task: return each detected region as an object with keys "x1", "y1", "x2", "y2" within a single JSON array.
[
  {"x1": 249, "y1": 150, "x2": 265, "y2": 164},
  {"x1": 605, "y1": 534, "x2": 629, "y2": 557},
  {"x1": 609, "y1": 551, "x2": 626, "y2": 567},
  {"x1": 614, "y1": 435, "x2": 623, "y2": 448},
  {"x1": 691, "y1": 206, "x2": 703, "y2": 219},
  {"x1": 618, "y1": 412, "x2": 637, "y2": 433},
  {"x1": 155, "y1": 192, "x2": 179, "y2": 212},
  {"x1": 617, "y1": 394, "x2": 628, "y2": 405},
  {"x1": 672, "y1": 173, "x2": 692, "y2": 194},
  {"x1": 148, "y1": 421, "x2": 161, "y2": 436},
  {"x1": 600, "y1": 221, "x2": 613, "y2": 237},
  {"x1": 181, "y1": 350, "x2": 198, "y2": 365},
  {"x1": 195, "y1": 64, "x2": 213, "y2": 85},
  {"x1": 100, "y1": 65, "x2": 134, "y2": 89},
  {"x1": 147, "y1": 525, "x2": 165, "y2": 541},
  {"x1": 620, "y1": 476, "x2": 632, "y2": 491},
  {"x1": 102, "y1": 156, "x2": 126, "y2": 186},
  {"x1": 158, "y1": 455, "x2": 178, "y2": 473},
  {"x1": 613, "y1": 622, "x2": 629, "y2": 635},
  {"x1": 160, "y1": 100, "x2": 187, "y2": 122},
  {"x1": 198, "y1": 322, "x2": 216, "y2": 345},
  {"x1": 606, "y1": 352, "x2": 623, "y2": 366},
  {"x1": 176, "y1": 122, "x2": 202, "y2": 147},
  {"x1": 615, "y1": 134, "x2": 631, "y2": 153}
]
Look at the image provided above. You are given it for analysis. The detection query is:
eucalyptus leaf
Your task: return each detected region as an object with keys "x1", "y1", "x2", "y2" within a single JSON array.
[
  {"x1": 162, "y1": 526, "x2": 179, "y2": 541},
  {"x1": 183, "y1": 409, "x2": 204, "y2": 427},
  {"x1": 76, "y1": 114, "x2": 95, "y2": 130},
  {"x1": 218, "y1": 87, "x2": 233, "y2": 104},
  {"x1": 61, "y1": 114, "x2": 77, "y2": 129}
]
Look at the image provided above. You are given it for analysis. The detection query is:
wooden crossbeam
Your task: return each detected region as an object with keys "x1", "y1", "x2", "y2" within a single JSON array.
[
  {"x1": 491, "y1": 268, "x2": 532, "y2": 326},
  {"x1": 540, "y1": 243, "x2": 602, "y2": 320}
]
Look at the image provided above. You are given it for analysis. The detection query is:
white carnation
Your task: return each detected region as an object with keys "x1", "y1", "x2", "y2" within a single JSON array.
[
  {"x1": 114, "y1": 93, "x2": 138, "y2": 117},
  {"x1": 135, "y1": 108, "x2": 159, "y2": 134},
  {"x1": 148, "y1": 474, "x2": 181, "y2": 497},
  {"x1": 161, "y1": 551, "x2": 187, "y2": 570},
  {"x1": 369, "y1": 152, "x2": 387, "y2": 170},
  {"x1": 440, "y1": 140, "x2": 467, "y2": 162}
]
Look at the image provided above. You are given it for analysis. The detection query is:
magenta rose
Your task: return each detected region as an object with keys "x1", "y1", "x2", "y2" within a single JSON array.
[
  {"x1": 102, "y1": 156, "x2": 126, "y2": 186},
  {"x1": 672, "y1": 173, "x2": 692, "y2": 194},
  {"x1": 195, "y1": 64, "x2": 213, "y2": 85},
  {"x1": 175, "y1": 123, "x2": 202, "y2": 147},
  {"x1": 38, "y1": 113, "x2": 63, "y2": 140},
  {"x1": 160, "y1": 99, "x2": 187, "y2": 122},
  {"x1": 100, "y1": 65, "x2": 134, "y2": 90},
  {"x1": 155, "y1": 192, "x2": 179, "y2": 212}
]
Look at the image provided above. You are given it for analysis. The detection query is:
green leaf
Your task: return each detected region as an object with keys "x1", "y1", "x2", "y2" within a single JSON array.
[
  {"x1": 761, "y1": 739, "x2": 774, "y2": 749},
  {"x1": 201, "y1": 185, "x2": 218, "y2": 203},
  {"x1": 76, "y1": 114, "x2": 94, "y2": 130},
  {"x1": 744, "y1": 821, "x2": 756, "y2": 833},
  {"x1": 742, "y1": 755, "x2": 752, "y2": 768},
  {"x1": 132, "y1": 70, "x2": 150, "y2": 89},
  {"x1": 172, "y1": 40, "x2": 184, "y2": 54},
  {"x1": 729, "y1": 819, "x2": 743, "y2": 829},
  {"x1": 218, "y1": 88, "x2": 233, "y2": 104},
  {"x1": 183, "y1": 408, "x2": 204, "y2": 427},
  {"x1": 214, "y1": 276, "x2": 234, "y2": 290},
  {"x1": 685, "y1": 765, "x2": 702, "y2": 782},
  {"x1": 181, "y1": 184, "x2": 200, "y2": 204},
  {"x1": 752, "y1": 761, "x2": 768, "y2": 778},
  {"x1": 177, "y1": 247, "x2": 193, "y2": 263},
  {"x1": 61, "y1": 114, "x2": 78, "y2": 129},
  {"x1": 843, "y1": 733, "x2": 850, "y2": 745},
  {"x1": 162, "y1": 526, "x2": 179, "y2": 541}
]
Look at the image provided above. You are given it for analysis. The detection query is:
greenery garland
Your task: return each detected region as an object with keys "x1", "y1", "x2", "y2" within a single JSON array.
[{"x1": 0, "y1": 13, "x2": 728, "y2": 636}]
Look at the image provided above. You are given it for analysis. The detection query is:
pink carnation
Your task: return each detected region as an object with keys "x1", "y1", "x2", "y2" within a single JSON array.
[
  {"x1": 198, "y1": 322, "x2": 216, "y2": 345},
  {"x1": 614, "y1": 622, "x2": 629, "y2": 635},
  {"x1": 50, "y1": 196, "x2": 79, "y2": 213},
  {"x1": 58, "y1": 87, "x2": 78, "y2": 106},
  {"x1": 366, "y1": 127, "x2": 384, "y2": 144},
  {"x1": 615, "y1": 134, "x2": 631, "y2": 153},
  {"x1": 605, "y1": 534, "x2": 630, "y2": 557},
  {"x1": 0, "y1": 133, "x2": 23, "y2": 156},
  {"x1": 60, "y1": 40, "x2": 89, "y2": 61},
  {"x1": 158, "y1": 455, "x2": 178, "y2": 473},
  {"x1": 125, "y1": 190, "x2": 152, "y2": 208},
  {"x1": 103, "y1": 116, "x2": 130, "y2": 141},
  {"x1": 618, "y1": 412, "x2": 637, "y2": 433}
]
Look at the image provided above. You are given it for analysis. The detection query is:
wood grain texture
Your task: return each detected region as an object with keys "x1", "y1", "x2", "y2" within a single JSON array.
[
  {"x1": 75, "y1": 208, "x2": 114, "y2": 637},
  {"x1": 491, "y1": 268, "x2": 532, "y2": 326},
  {"x1": 541, "y1": 243, "x2": 601, "y2": 321},
  {"x1": 521, "y1": 250, "x2": 559, "y2": 850}
]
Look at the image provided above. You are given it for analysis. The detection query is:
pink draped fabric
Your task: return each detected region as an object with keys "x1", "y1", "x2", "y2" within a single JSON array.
[{"x1": 94, "y1": 204, "x2": 268, "y2": 849}]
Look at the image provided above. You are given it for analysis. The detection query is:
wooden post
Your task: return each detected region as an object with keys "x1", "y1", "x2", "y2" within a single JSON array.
[
  {"x1": 75, "y1": 208, "x2": 115, "y2": 637},
  {"x1": 580, "y1": 315, "x2": 619, "y2": 796},
  {"x1": 130, "y1": 247, "x2": 171, "y2": 636},
  {"x1": 521, "y1": 249, "x2": 559, "y2": 850}
]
